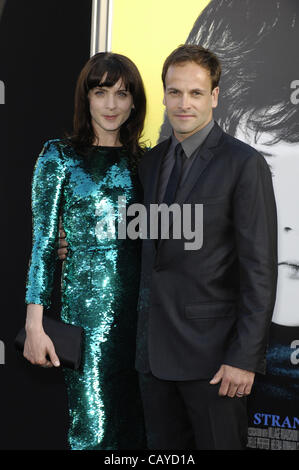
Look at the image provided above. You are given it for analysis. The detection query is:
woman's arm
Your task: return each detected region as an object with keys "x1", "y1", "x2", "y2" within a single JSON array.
[
  {"x1": 25, "y1": 140, "x2": 66, "y2": 307},
  {"x1": 24, "y1": 140, "x2": 66, "y2": 367}
]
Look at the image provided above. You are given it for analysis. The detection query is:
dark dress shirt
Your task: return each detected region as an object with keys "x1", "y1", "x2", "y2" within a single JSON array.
[{"x1": 157, "y1": 119, "x2": 215, "y2": 203}]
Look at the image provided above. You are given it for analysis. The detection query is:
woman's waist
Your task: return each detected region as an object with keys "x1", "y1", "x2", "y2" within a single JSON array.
[
  {"x1": 66, "y1": 238, "x2": 139, "y2": 254},
  {"x1": 67, "y1": 242, "x2": 120, "y2": 254}
]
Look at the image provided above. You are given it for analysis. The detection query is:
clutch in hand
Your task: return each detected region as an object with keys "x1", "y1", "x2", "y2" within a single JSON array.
[{"x1": 14, "y1": 315, "x2": 84, "y2": 370}]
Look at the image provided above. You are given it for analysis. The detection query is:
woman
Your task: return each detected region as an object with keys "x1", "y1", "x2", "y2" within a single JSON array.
[{"x1": 24, "y1": 52, "x2": 147, "y2": 450}]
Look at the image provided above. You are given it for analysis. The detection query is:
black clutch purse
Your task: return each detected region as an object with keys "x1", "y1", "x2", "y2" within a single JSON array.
[{"x1": 14, "y1": 316, "x2": 84, "y2": 370}]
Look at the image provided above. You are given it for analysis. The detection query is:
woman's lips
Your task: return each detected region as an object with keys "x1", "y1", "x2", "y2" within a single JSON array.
[{"x1": 103, "y1": 115, "x2": 118, "y2": 120}]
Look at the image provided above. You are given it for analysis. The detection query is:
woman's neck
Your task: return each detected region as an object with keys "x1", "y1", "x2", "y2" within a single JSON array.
[{"x1": 92, "y1": 127, "x2": 122, "y2": 147}]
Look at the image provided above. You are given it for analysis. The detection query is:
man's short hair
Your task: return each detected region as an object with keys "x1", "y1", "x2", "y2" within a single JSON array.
[{"x1": 162, "y1": 44, "x2": 221, "y2": 92}]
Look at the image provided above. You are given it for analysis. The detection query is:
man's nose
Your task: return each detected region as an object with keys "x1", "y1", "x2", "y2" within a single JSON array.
[{"x1": 179, "y1": 94, "x2": 191, "y2": 109}]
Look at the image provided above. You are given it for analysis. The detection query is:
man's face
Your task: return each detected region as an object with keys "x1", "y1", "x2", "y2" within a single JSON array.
[{"x1": 163, "y1": 61, "x2": 219, "y2": 141}]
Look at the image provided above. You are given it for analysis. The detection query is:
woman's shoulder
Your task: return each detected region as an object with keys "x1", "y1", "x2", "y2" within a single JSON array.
[
  {"x1": 41, "y1": 137, "x2": 74, "y2": 153},
  {"x1": 34, "y1": 139, "x2": 77, "y2": 174},
  {"x1": 38, "y1": 137, "x2": 79, "y2": 163}
]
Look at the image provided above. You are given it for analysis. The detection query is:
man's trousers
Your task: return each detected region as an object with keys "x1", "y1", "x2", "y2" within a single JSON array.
[{"x1": 139, "y1": 372, "x2": 248, "y2": 450}]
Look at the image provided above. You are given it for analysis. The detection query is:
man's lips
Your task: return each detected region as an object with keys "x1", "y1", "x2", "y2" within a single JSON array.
[{"x1": 174, "y1": 114, "x2": 195, "y2": 119}]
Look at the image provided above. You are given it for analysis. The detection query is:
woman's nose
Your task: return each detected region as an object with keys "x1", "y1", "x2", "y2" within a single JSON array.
[{"x1": 106, "y1": 94, "x2": 116, "y2": 109}]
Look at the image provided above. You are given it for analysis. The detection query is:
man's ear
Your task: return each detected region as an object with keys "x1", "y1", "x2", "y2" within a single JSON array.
[{"x1": 212, "y1": 86, "x2": 219, "y2": 109}]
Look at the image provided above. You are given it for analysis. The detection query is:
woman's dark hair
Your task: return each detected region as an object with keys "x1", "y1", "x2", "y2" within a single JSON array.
[
  {"x1": 69, "y1": 52, "x2": 146, "y2": 155},
  {"x1": 186, "y1": 0, "x2": 299, "y2": 144}
]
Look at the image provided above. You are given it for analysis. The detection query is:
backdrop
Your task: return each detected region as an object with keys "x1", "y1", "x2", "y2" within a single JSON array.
[{"x1": 0, "y1": 0, "x2": 92, "y2": 450}]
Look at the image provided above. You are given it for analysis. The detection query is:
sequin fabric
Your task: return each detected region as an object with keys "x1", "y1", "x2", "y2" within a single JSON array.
[{"x1": 25, "y1": 140, "x2": 146, "y2": 450}]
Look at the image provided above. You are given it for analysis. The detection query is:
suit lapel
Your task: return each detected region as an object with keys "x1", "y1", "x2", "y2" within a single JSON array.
[
  {"x1": 174, "y1": 148, "x2": 214, "y2": 206},
  {"x1": 158, "y1": 122, "x2": 224, "y2": 245},
  {"x1": 143, "y1": 138, "x2": 171, "y2": 250},
  {"x1": 144, "y1": 137, "x2": 171, "y2": 208}
]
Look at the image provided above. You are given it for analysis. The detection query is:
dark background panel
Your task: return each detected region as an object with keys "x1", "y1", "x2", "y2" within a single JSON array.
[{"x1": 0, "y1": 0, "x2": 92, "y2": 450}]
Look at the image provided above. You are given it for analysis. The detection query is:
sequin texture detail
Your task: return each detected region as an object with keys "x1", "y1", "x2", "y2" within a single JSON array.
[{"x1": 25, "y1": 140, "x2": 145, "y2": 450}]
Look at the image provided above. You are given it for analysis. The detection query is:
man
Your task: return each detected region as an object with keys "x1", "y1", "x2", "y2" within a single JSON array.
[
  {"x1": 134, "y1": 45, "x2": 277, "y2": 450},
  {"x1": 180, "y1": 1, "x2": 299, "y2": 449},
  {"x1": 59, "y1": 45, "x2": 277, "y2": 450}
]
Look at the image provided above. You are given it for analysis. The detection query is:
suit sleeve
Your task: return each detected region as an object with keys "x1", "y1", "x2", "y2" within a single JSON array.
[
  {"x1": 25, "y1": 140, "x2": 66, "y2": 309},
  {"x1": 224, "y1": 152, "x2": 278, "y2": 374}
]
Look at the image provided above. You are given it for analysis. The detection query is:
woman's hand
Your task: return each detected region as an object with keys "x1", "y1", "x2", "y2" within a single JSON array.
[
  {"x1": 24, "y1": 304, "x2": 60, "y2": 368},
  {"x1": 24, "y1": 327, "x2": 60, "y2": 368},
  {"x1": 58, "y1": 217, "x2": 68, "y2": 260}
]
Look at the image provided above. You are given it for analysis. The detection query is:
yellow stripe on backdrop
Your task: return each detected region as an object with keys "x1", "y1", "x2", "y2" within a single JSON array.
[{"x1": 111, "y1": 0, "x2": 210, "y2": 147}]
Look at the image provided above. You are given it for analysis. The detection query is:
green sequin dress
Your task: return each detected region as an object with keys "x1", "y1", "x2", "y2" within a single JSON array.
[{"x1": 25, "y1": 139, "x2": 146, "y2": 450}]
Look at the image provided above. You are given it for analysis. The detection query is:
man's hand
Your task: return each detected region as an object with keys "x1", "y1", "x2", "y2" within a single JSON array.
[
  {"x1": 58, "y1": 218, "x2": 68, "y2": 260},
  {"x1": 209, "y1": 364, "x2": 255, "y2": 398}
]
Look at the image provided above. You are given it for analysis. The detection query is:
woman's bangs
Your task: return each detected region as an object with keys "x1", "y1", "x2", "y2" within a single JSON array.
[{"x1": 86, "y1": 61, "x2": 131, "y2": 91}]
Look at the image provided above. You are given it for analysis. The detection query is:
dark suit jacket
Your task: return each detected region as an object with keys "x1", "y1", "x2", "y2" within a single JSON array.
[{"x1": 135, "y1": 122, "x2": 278, "y2": 380}]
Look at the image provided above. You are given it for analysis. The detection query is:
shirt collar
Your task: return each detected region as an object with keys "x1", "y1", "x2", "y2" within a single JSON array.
[{"x1": 171, "y1": 119, "x2": 215, "y2": 158}]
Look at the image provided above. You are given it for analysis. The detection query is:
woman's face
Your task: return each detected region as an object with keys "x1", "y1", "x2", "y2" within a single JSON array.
[
  {"x1": 235, "y1": 123, "x2": 299, "y2": 326},
  {"x1": 88, "y1": 75, "x2": 134, "y2": 142}
]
